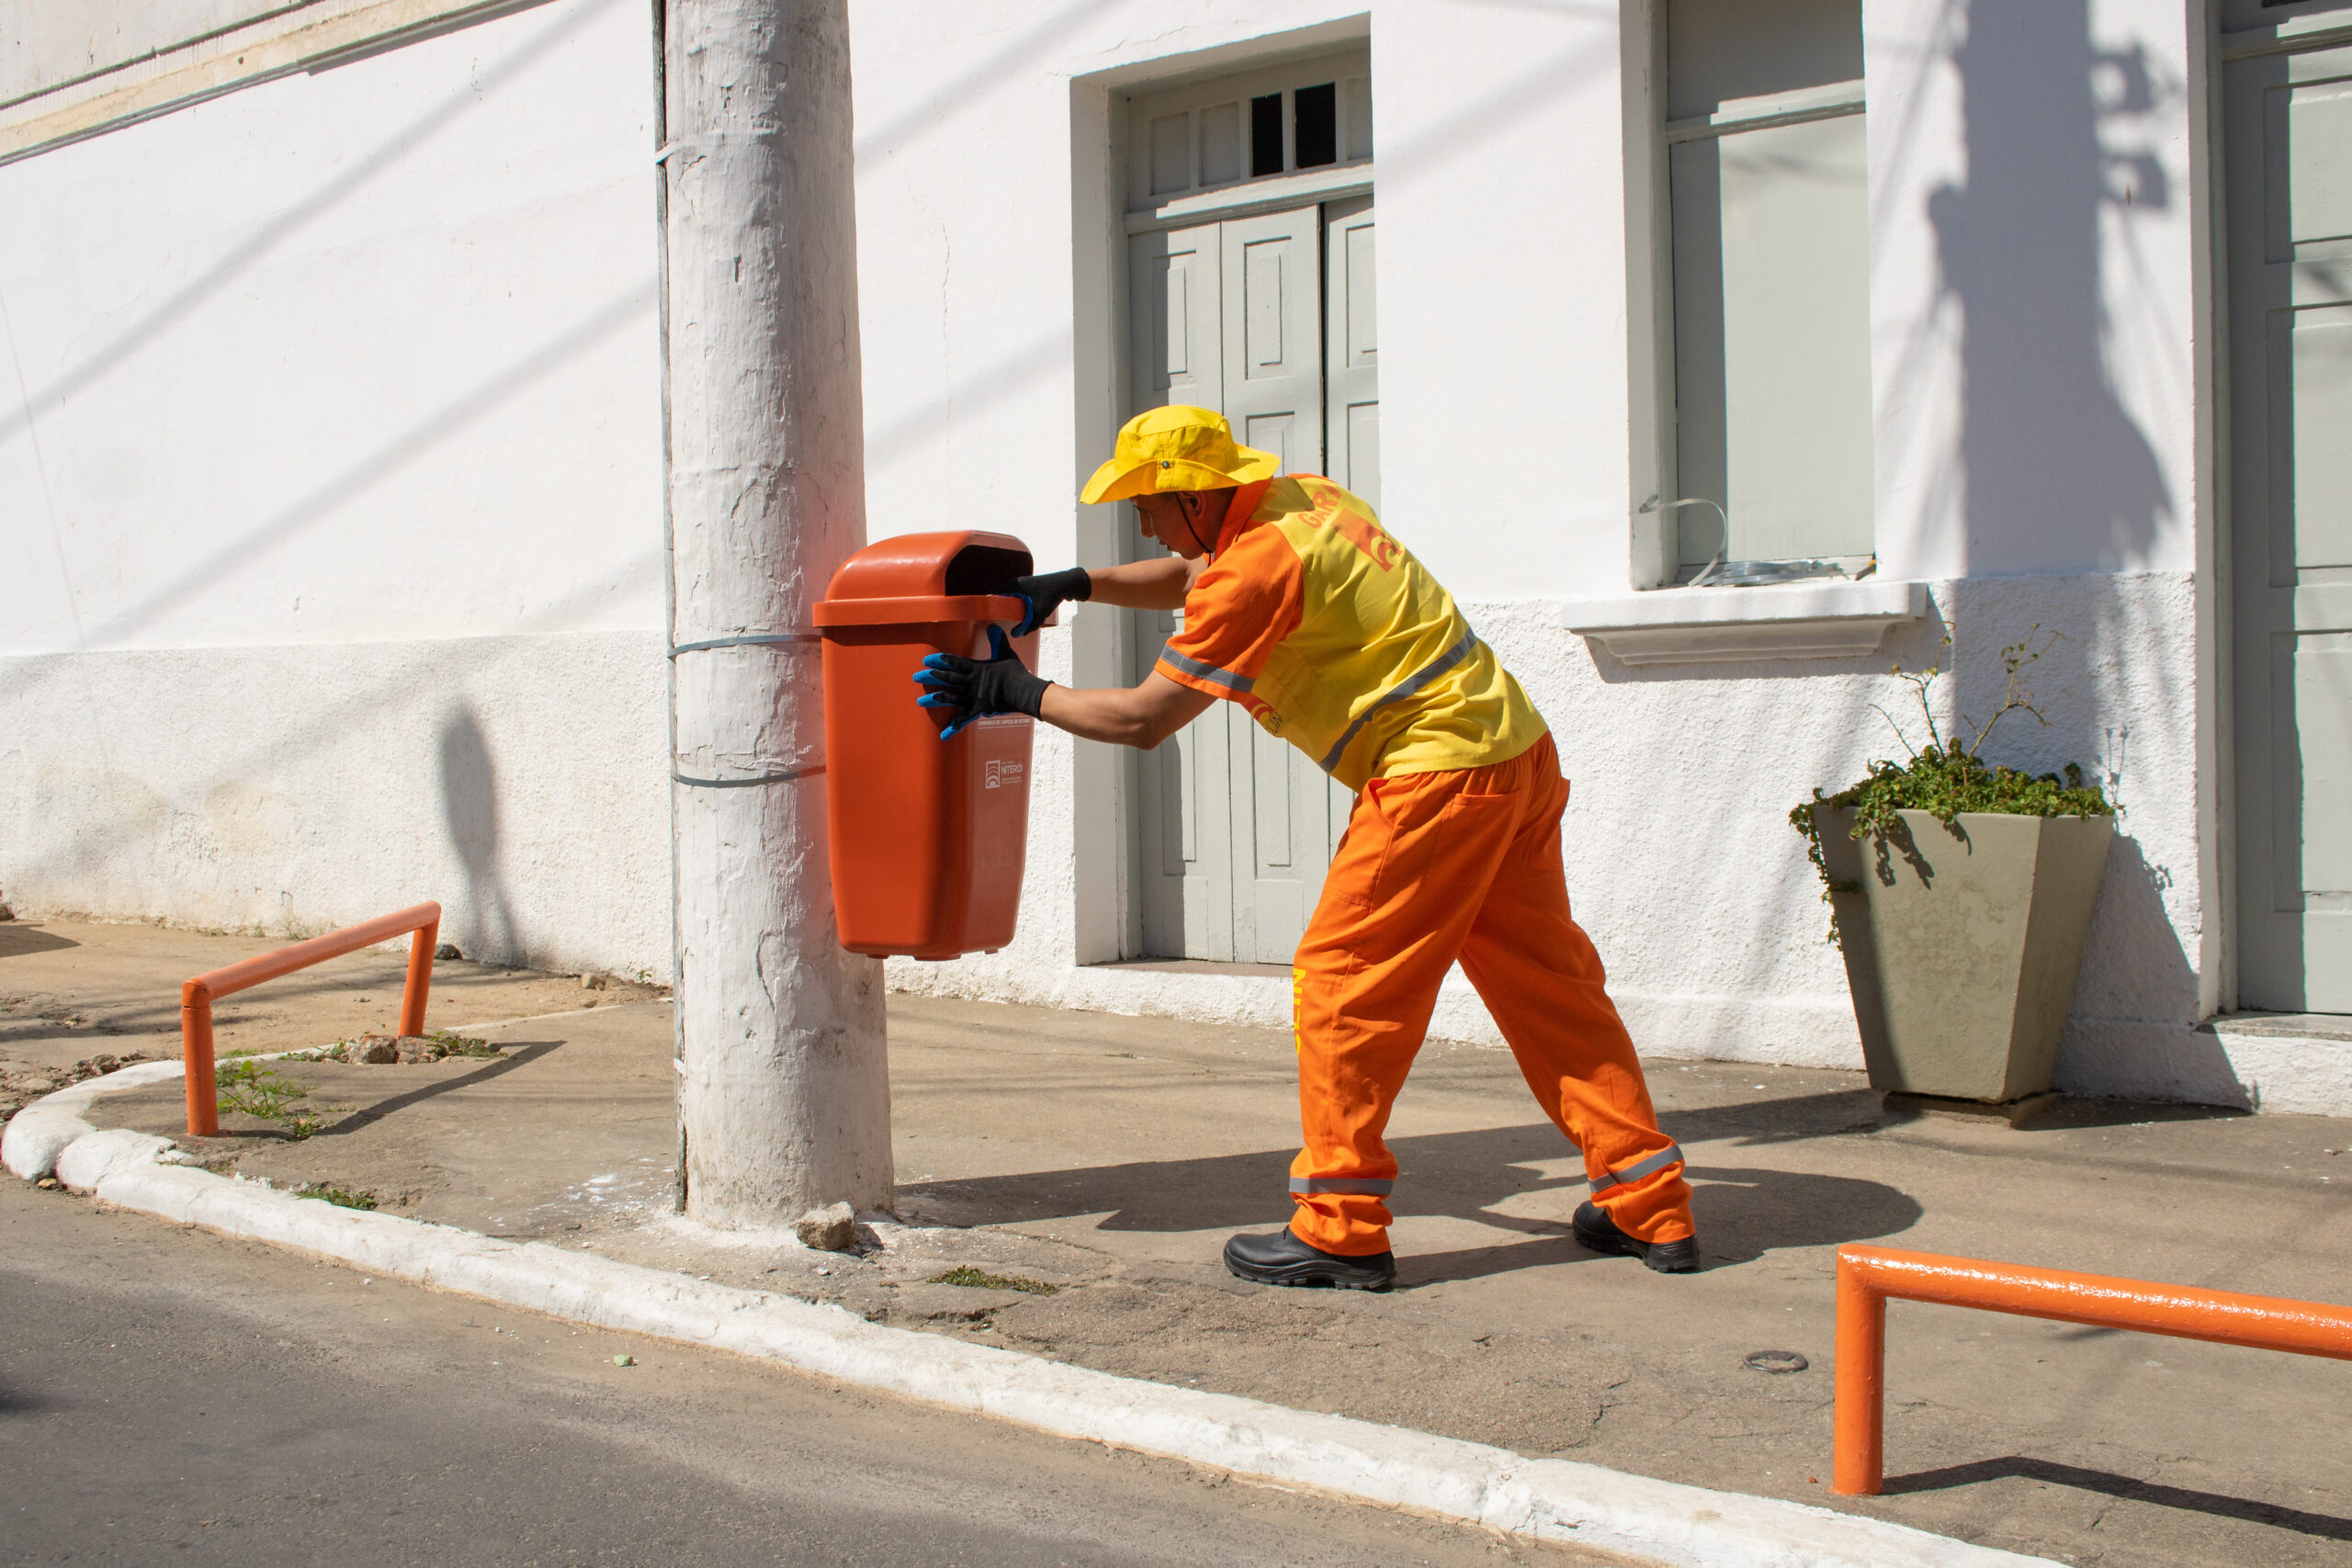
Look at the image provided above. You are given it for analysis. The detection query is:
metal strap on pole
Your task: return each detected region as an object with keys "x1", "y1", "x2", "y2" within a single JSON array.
[
  {"x1": 669, "y1": 632, "x2": 821, "y2": 657},
  {"x1": 670, "y1": 764, "x2": 826, "y2": 788}
]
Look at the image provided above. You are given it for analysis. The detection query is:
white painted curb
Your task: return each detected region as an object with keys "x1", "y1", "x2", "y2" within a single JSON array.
[
  {"x1": 3, "y1": 1058, "x2": 186, "y2": 1180},
  {"x1": 6, "y1": 1077, "x2": 2053, "y2": 1568}
]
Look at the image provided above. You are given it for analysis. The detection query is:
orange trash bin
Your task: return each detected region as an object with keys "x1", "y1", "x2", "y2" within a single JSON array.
[{"x1": 813, "y1": 530, "x2": 1044, "y2": 959}]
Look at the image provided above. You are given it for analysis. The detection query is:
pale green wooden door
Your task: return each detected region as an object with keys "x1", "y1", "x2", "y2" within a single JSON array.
[
  {"x1": 1126, "y1": 202, "x2": 1377, "y2": 961},
  {"x1": 2229, "y1": 37, "x2": 2352, "y2": 1011}
]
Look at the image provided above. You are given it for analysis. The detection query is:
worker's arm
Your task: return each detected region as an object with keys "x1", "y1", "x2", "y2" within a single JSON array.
[
  {"x1": 1009, "y1": 558, "x2": 1201, "y2": 632},
  {"x1": 1038, "y1": 671, "x2": 1214, "y2": 750},
  {"x1": 915, "y1": 633, "x2": 1212, "y2": 748},
  {"x1": 1080, "y1": 556, "x2": 1202, "y2": 612}
]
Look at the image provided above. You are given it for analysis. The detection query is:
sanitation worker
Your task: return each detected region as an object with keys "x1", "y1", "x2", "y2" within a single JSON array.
[{"x1": 914, "y1": 405, "x2": 1697, "y2": 1289}]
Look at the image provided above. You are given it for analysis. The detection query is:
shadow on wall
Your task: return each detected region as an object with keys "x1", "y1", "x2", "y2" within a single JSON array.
[
  {"x1": 439, "y1": 704, "x2": 519, "y2": 967},
  {"x1": 1932, "y1": 0, "x2": 2174, "y2": 580},
  {"x1": 1931, "y1": 0, "x2": 2205, "y2": 1077}
]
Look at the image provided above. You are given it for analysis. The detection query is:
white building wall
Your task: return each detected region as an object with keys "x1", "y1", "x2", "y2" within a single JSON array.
[
  {"x1": 0, "y1": 0, "x2": 2303, "y2": 1110},
  {"x1": 0, "y1": 0, "x2": 671, "y2": 976},
  {"x1": 854, "y1": 0, "x2": 2266, "y2": 1108}
]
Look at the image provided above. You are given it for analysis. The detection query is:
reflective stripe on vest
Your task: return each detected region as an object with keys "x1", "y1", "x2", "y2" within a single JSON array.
[
  {"x1": 1316, "y1": 626, "x2": 1480, "y2": 775},
  {"x1": 1159, "y1": 646, "x2": 1256, "y2": 694}
]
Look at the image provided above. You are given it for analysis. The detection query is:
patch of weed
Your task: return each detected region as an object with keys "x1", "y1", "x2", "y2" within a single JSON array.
[
  {"x1": 212, "y1": 1060, "x2": 344, "y2": 1138},
  {"x1": 294, "y1": 1182, "x2": 378, "y2": 1211},
  {"x1": 928, "y1": 1265, "x2": 1057, "y2": 1296},
  {"x1": 215, "y1": 1057, "x2": 309, "y2": 1121}
]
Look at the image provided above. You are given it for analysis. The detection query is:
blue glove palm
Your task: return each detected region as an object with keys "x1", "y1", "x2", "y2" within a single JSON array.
[{"x1": 912, "y1": 626, "x2": 1050, "y2": 739}]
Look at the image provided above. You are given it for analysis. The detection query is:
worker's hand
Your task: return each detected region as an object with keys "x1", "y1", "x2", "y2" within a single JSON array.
[
  {"x1": 1007, "y1": 567, "x2": 1091, "y2": 637},
  {"x1": 912, "y1": 626, "x2": 1050, "y2": 739}
]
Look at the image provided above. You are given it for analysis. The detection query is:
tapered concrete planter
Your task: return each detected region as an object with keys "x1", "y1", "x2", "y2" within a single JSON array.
[{"x1": 1818, "y1": 809, "x2": 2114, "y2": 1102}]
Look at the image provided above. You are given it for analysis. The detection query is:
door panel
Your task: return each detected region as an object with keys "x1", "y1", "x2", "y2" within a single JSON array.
[
  {"x1": 1130, "y1": 222, "x2": 1223, "y2": 412},
  {"x1": 2229, "y1": 40, "x2": 2352, "y2": 1011},
  {"x1": 2269, "y1": 70, "x2": 2352, "y2": 255},
  {"x1": 1320, "y1": 197, "x2": 1382, "y2": 867},
  {"x1": 1325, "y1": 197, "x2": 1382, "y2": 511},
  {"x1": 1219, "y1": 206, "x2": 1332, "y2": 962},
  {"x1": 2286, "y1": 308, "x2": 2352, "y2": 567},
  {"x1": 1221, "y1": 208, "x2": 1323, "y2": 464},
  {"x1": 1127, "y1": 202, "x2": 1374, "y2": 962},
  {"x1": 1130, "y1": 222, "x2": 1234, "y2": 960}
]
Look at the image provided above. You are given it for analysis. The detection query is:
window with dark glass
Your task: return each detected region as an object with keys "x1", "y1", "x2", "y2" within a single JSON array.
[
  {"x1": 1250, "y1": 94, "x2": 1284, "y2": 176},
  {"x1": 1293, "y1": 83, "x2": 1338, "y2": 167}
]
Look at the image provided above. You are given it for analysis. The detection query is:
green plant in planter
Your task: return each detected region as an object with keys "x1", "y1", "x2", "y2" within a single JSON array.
[{"x1": 1790, "y1": 627, "x2": 2113, "y2": 942}]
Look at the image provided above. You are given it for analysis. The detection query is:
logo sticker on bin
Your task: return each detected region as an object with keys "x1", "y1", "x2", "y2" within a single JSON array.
[{"x1": 984, "y1": 760, "x2": 1024, "y2": 790}]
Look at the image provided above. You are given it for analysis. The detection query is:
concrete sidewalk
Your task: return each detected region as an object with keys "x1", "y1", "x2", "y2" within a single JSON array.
[{"x1": 6, "y1": 916, "x2": 2349, "y2": 1566}]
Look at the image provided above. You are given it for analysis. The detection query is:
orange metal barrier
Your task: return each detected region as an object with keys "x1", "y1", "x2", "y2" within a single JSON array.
[
  {"x1": 1835, "y1": 1243, "x2": 2352, "y2": 1495},
  {"x1": 180, "y1": 902, "x2": 441, "y2": 1135}
]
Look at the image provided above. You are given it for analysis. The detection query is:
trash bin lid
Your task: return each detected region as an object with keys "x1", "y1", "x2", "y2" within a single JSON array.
[{"x1": 814, "y1": 530, "x2": 1035, "y2": 628}]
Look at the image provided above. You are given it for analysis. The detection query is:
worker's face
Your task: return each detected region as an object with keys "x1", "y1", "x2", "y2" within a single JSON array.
[{"x1": 1132, "y1": 490, "x2": 1226, "y2": 559}]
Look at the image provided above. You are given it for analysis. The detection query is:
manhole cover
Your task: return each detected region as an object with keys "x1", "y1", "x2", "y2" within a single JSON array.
[{"x1": 1744, "y1": 1349, "x2": 1809, "y2": 1374}]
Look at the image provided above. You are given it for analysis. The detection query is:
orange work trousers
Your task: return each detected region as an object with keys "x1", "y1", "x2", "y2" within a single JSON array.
[{"x1": 1288, "y1": 731, "x2": 1692, "y2": 1256}]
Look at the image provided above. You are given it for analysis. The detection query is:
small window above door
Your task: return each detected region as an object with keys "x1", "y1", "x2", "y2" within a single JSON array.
[{"x1": 1125, "y1": 47, "x2": 1373, "y2": 212}]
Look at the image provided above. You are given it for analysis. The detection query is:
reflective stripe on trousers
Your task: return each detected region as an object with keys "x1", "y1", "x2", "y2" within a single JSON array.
[
  {"x1": 1286, "y1": 733, "x2": 1696, "y2": 1255},
  {"x1": 1569, "y1": 1142, "x2": 1686, "y2": 1193},
  {"x1": 1289, "y1": 1176, "x2": 1396, "y2": 1196}
]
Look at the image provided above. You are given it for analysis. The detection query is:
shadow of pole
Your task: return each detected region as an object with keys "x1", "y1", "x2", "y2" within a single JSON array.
[
  {"x1": 438, "y1": 703, "x2": 521, "y2": 967},
  {"x1": 1932, "y1": 0, "x2": 2173, "y2": 579},
  {"x1": 315, "y1": 1038, "x2": 563, "y2": 1137},
  {"x1": 1926, "y1": 0, "x2": 2201, "y2": 1062}
]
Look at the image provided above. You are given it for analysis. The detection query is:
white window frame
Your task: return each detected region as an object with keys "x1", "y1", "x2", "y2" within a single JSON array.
[
  {"x1": 1122, "y1": 47, "x2": 1372, "y2": 231},
  {"x1": 1600, "y1": 1, "x2": 1920, "y2": 661}
]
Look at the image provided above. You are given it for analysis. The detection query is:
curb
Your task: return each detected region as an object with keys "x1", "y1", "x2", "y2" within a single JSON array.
[
  {"x1": 5, "y1": 1074, "x2": 2053, "y2": 1568},
  {"x1": 3, "y1": 1058, "x2": 187, "y2": 1180}
]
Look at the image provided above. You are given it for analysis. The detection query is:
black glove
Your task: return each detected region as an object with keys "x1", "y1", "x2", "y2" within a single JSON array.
[
  {"x1": 912, "y1": 626, "x2": 1049, "y2": 739},
  {"x1": 1007, "y1": 567, "x2": 1091, "y2": 637}
]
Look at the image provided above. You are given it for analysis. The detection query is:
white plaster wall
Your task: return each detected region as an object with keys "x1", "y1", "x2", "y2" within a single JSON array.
[
  {"x1": 0, "y1": 0, "x2": 670, "y2": 969},
  {"x1": 1866, "y1": 0, "x2": 2206, "y2": 582},
  {"x1": 0, "y1": 0, "x2": 2267, "y2": 1109},
  {"x1": 854, "y1": 0, "x2": 2266, "y2": 1107},
  {"x1": 899, "y1": 574, "x2": 2234, "y2": 1094},
  {"x1": 0, "y1": 632, "x2": 671, "y2": 976},
  {"x1": 848, "y1": 0, "x2": 1368, "y2": 1014},
  {"x1": 1863, "y1": 0, "x2": 2226, "y2": 1020}
]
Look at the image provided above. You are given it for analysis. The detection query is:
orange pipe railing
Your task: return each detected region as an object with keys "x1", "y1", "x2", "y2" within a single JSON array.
[
  {"x1": 180, "y1": 902, "x2": 441, "y2": 1135},
  {"x1": 1835, "y1": 1243, "x2": 2352, "y2": 1495}
]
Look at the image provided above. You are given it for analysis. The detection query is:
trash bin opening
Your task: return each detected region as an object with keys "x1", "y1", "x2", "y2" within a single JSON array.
[{"x1": 943, "y1": 544, "x2": 1034, "y2": 596}]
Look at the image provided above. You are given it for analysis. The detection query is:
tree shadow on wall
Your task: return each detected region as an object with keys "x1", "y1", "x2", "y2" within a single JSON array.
[
  {"x1": 1920, "y1": 1, "x2": 2202, "y2": 1082},
  {"x1": 1931, "y1": 0, "x2": 2174, "y2": 581}
]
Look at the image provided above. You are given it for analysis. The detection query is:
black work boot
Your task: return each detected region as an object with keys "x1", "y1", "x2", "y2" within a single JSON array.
[
  {"x1": 1572, "y1": 1200, "x2": 1701, "y2": 1273},
  {"x1": 1223, "y1": 1227, "x2": 1396, "y2": 1292}
]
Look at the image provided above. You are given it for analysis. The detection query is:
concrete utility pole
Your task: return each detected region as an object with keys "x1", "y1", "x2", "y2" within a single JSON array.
[{"x1": 659, "y1": 0, "x2": 891, "y2": 1229}]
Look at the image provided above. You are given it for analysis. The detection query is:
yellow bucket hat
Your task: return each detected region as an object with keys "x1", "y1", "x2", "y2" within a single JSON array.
[{"x1": 1080, "y1": 405, "x2": 1280, "y2": 504}]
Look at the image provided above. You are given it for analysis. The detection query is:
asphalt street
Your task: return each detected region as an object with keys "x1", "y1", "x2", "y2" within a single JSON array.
[{"x1": 0, "y1": 1180, "x2": 1589, "y2": 1568}]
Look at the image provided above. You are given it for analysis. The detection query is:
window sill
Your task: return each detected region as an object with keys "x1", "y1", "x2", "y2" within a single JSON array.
[{"x1": 1556, "y1": 580, "x2": 1928, "y2": 667}]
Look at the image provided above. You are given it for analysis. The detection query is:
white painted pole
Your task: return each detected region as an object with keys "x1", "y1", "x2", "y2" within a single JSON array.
[{"x1": 659, "y1": 0, "x2": 890, "y2": 1228}]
